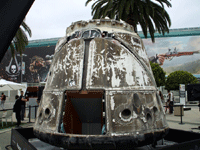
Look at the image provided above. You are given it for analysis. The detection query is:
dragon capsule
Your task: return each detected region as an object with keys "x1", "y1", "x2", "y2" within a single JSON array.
[{"x1": 33, "y1": 19, "x2": 169, "y2": 149}]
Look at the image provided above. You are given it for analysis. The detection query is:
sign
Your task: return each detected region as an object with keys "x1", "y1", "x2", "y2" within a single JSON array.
[
  {"x1": 180, "y1": 84, "x2": 185, "y2": 91},
  {"x1": 180, "y1": 92, "x2": 185, "y2": 98},
  {"x1": 22, "y1": 62, "x2": 25, "y2": 75},
  {"x1": 0, "y1": 46, "x2": 55, "y2": 83},
  {"x1": 179, "y1": 84, "x2": 186, "y2": 105}
]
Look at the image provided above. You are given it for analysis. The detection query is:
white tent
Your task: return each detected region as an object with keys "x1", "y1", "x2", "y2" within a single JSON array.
[{"x1": 0, "y1": 79, "x2": 26, "y2": 91}]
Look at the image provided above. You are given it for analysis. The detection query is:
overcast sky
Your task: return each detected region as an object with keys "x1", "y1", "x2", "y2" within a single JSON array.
[{"x1": 25, "y1": 0, "x2": 200, "y2": 41}]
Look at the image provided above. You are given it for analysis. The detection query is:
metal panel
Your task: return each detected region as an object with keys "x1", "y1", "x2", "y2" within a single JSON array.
[
  {"x1": 106, "y1": 90, "x2": 168, "y2": 135},
  {"x1": 34, "y1": 91, "x2": 64, "y2": 132},
  {"x1": 87, "y1": 38, "x2": 154, "y2": 89},
  {"x1": 45, "y1": 39, "x2": 84, "y2": 91},
  {"x1": 11, "y1": 128, "x2": 36, "y2": 150},
  {"x1": 33, "y1": 19, "x2": 169, "y2": 149},
  {"x1": 114, "y1": 33, "x2": 151, "y2": 69}
]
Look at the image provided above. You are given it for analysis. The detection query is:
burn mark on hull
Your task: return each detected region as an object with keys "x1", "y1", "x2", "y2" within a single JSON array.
[{"x1": 33, "y1": 19, "x2": 169, "y2": 149}]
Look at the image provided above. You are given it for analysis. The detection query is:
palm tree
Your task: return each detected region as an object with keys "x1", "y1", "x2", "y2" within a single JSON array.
[
  {"x1": 9, "y1": 21, "x2": 32, "y2": 57},
  {"x1": 85, "y1": 0, "x2": 172, "y2": 42}
]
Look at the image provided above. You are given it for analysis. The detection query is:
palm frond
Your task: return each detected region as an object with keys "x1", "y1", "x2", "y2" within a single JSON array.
[
  {"x1": 85, "y1": 0, "x2": 172, "y2": 43},
  {"x1": 21, "y1": 21, "x2": 32, "y2": 37},
  {"x1": 85, "y1": 0, "x2": 94, "y2": 6},
  {"x1": 156, "y1": 0, "x2": 172, "y2": 7},
  {"x1": 9, "y1": 20, "x2": 32, "y2": 57}
]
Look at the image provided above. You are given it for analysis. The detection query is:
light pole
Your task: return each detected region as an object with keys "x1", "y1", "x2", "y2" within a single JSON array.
[{"x1": 17, "y1": 53, "x2": 27, "y2": 83}]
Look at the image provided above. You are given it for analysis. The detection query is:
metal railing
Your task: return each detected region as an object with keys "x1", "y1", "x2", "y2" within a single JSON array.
[
  {"x1": 0, "y1": 105, "x2": 39, "y2": 123},
  {"x1": 27, "y1": 105, "x2": 38, "y2": 123}
]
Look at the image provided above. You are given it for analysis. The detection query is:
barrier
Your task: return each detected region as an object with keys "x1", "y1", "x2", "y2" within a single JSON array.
[
  {"x1": 9, "y1": 127, "x2": 200, "y2": 150},
  {"x1": 164, "y1": 104, "x2": 200, "y2": 125},
  {"x1": 0, "y1": 105, "x2": 38, "y2": 125}
]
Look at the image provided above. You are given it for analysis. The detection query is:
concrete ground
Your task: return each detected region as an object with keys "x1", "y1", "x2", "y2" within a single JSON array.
[
  {"x1": 0, "y1": 119, "x2": 35, "y2": 150},
  {"x1": 165, "y1": 105, "x2": 200, "y2": 133},
  {"x1": 0, "y1": 105, "x2": 200, "y2": 150}
]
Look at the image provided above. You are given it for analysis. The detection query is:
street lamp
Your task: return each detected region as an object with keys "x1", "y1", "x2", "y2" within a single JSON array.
[{"x1": 17, "y1": 53, "x2": 27, "y2": 83}]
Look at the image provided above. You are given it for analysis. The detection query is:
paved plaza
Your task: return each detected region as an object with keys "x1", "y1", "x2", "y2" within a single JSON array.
[{"x1": 0, "y1": 105, "x2": 200, "y2": 149}]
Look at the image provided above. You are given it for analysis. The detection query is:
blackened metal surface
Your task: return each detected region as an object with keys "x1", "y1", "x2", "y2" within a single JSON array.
[
  {"x1": 106, "y1": 91, "x2": 168, "y2": 134},
  {"x1": 114, "y1": 33, "x2": 151, "y2": 69},
  {"x1": 11, "y1": 128, "x2": 37, "y2": 150},
  {"x1": 86, "y1": 38, "x2": 154, "y2": 89},
  {"x1": 11, "y1": 128, "x2": 200, "y2": 150},
  {"x1": 158, "y1": 128, "x2": 200, "y2": 150},
  {"x1": 34, "y1": 128, "x2": 169, "y2": 149},
  {"x1": 164, "y1": 128, "x2": 200, "y2": 143},
  {"x1": 45, "y1": 39, "x2": 84, "y2": 91},
  {"x1": 33, "y1": 19, "x2": 169, "y2": 149}
]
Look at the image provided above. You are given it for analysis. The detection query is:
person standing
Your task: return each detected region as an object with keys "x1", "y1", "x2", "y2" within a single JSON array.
[
  {"x1": 19, "y1": 91, "x2": 27, "y2": 120},
  {"x1": 165, "y1": 92, "x2": 169, "y2": 113},
  {"x1": 1, "y1": 93, "x2": 6, "y2": 110},
  {"x1": 13, "y1": 95, "x2": 21, "y2": 127},
  {"x1": 167, "y1": 90, "x2": 174, "y2": 114},
  {"x1": 171, "y1": 92, "x2": 174, "y2": 112}
]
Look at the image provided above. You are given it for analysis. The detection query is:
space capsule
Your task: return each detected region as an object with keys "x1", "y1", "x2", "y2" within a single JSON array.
[{"x1": 33, "y1": 19, "x2": 169, "y2": 149}]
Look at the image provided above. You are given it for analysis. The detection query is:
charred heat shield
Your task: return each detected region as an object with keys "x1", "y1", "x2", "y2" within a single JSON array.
[{"x1": 33, "y1": 19, "x2": 169, "y2": 149}]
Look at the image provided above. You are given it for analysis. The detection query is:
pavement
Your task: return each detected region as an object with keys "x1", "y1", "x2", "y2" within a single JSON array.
[
  {"x1": 0, "y1": 105, "x2": 200, "y2": 150},
  {"x1": 165, "y1": 105, "x2": 200, "y2": 133},
  {"x1": 0, "y1": 118, "x2": 35, "y2": 150}
]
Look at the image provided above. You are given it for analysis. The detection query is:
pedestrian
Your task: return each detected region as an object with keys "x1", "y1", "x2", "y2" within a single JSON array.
[
  {"x1": 13, "y1": 95, "x2": 21, "y2": 127},
  {"x1": 171, "y1": 92, "x2": 174, "y2": 111},
  {"x1": 19, "y1": 91, "x2": 27, "y2": 121},
  {"x1": 165, "y1": 98, "x2": 169, "y2": 113},
  {"x1": 1, "y1": 92, "x2": 6, "y2": 110},
  {"x1": 167, "y1": 90, "x2": 174, "y2": 114}
]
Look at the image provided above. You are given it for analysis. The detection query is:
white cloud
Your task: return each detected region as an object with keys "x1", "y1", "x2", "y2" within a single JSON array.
[
  {"x1": 26, "y1": 0, "x2": 93, "y2": 40},
  {"x1": 25, "y1": 0, "x2": 200, "y2": 40}
]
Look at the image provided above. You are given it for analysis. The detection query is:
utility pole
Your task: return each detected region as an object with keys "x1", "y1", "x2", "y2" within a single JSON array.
[{"x1": 17, "y1": 54, "x2": 27, "y2": 83}]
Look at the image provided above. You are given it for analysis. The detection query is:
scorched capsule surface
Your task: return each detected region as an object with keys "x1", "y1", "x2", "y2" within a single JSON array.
[{"x1": 33, "y1": 19, "x2": 169, "y2": 149}]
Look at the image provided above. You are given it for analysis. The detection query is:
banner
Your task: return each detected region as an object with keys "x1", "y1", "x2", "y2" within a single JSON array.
[
  {"x1": 1, "y1": 35, "x2": 200, "y2": 83},
  {"x1": 143, "y1": 35, "x2": 200, "y2": 74},
  {"x1": 0, "y1": 45, "x2": 55, "y2": 83}
]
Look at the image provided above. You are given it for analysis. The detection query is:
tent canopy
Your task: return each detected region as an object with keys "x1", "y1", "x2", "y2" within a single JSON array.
[{"x1": 0, "y1": 79, "x2": 26, "y2": 91}]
